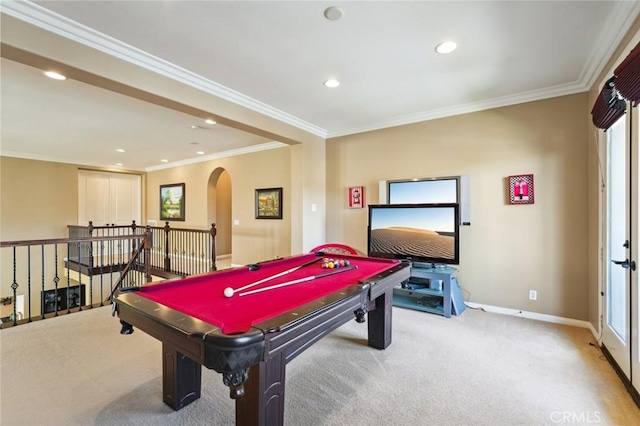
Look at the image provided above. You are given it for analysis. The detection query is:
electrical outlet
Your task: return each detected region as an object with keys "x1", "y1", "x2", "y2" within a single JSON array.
[{"x1": 529, "y1": 290, "x2": 537, "y2": 301}]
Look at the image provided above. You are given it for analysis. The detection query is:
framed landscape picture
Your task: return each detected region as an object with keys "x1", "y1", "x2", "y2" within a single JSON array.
[
  {"x1": 160, "y1": 183, "x2": 185, "y2": 221},
  {"x1": 255, "y1": 187, "x2": 282, "y2": 219}
]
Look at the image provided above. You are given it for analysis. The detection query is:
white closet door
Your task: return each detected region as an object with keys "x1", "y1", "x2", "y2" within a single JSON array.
[
  {"x1": 111, "y1": 174, "x2": 141, "y2": 225},
  {"x1": 78, "y1": 171, "x2": 110, "y2": 226},
  {"x1": 78, "y1": 170, "x2": 141, "y2": 226}
]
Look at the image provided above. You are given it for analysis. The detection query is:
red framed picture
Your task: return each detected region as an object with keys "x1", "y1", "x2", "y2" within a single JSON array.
[
  {"x1": 508, "y1": 174, "x2": 534, "y2": 204},
  {"x1": 348, "y1": 186, "x2": 364, "y2": 209}
]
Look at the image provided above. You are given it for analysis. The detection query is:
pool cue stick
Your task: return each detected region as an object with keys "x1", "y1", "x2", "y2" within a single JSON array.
[
  {"x1": 238, "y1": 265, "x2": 358, "y2": 297},
  {"x1": 233, "y1": 257, "x2": 323, "y2": 294}
]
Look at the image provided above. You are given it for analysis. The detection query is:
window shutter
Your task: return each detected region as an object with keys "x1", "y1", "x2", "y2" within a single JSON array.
[
  {"x1": 591, "y1": 77, "x2": 626, "y2": 130},
  {"x1": 614, "y1": 42, "x2": 640, "y2": 104}
]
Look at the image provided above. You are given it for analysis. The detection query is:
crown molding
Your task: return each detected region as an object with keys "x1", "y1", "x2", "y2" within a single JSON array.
[
  {"x1": 1, "y1": 142, "x2": 287, "y2": 172},
  {"x1": 329, "y1": 1, "x2": 640, "y2": 138},
  {"x1": 328, "y1": 81, "x2": 589, "y2": 138},
  {"x1": 581, "y1": 0, "x2": 640, "y2": 89},
  {"x1": 0, "y1": 1, "x2": 327, "y2": 138},
  {"x1": 0, "y1": 149, "x2": 147, "y2": 171},
  {"x1": 3, "y1": 0, "x2": 638, "y2": 142},
  {"x1": 145, "y1": 142, "x2": 288, "y2": 172}
]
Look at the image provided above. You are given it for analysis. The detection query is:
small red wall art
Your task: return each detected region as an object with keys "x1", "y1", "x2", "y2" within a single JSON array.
[
  {"x1": 348, "y1": 186, "x2": 364, "y2": 208},
  {"x1": 508, "y1": 174, "x2": 534, "y2": 204}
]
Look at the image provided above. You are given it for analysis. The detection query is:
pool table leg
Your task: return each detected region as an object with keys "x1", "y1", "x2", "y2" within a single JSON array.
[
  {"x1": 236, "y1": 351, "x2": 286, "y2": 426},
  {"x1": 162, "y1": 341, "x2": 202, "y2": 410},
  {"x1": 367, "y1": 287, "x2": 393, "y2": 349}
]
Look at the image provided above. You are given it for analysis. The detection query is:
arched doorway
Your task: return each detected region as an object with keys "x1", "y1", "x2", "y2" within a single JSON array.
[{"x1": 208, "y1": 168, "x2": 232, "y2": 267}]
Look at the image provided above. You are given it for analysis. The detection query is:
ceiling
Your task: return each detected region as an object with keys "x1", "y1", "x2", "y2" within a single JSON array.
[{"x1": 1, "y1": 1, "x2": 639, "y2": 171}]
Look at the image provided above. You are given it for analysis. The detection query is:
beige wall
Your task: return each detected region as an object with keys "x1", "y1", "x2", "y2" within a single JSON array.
[
  {"x1": 0, "y1": 157, "x2": 79, "y2": 240},
  {"x1": 145, "y1": 146, "x2": 292, "y2": 266},
  {"x1": 210, "y1": 169, "x2": 232, "y2": 256},
  {"x1": 0, "y1": 158, "x2": 89, "y2": 317},
  {"x1": 3, "y1": 13, "x2": 638, "y2": 326},
  {"x1": 326, "y1": 94, "x2": 589, "y2": 320},
  {"x1": 0, "y1": 158, "x2": 149, "y2": 314},
  {"x1": 0, "y1": 95, "x2": 594, "y2": 321}
]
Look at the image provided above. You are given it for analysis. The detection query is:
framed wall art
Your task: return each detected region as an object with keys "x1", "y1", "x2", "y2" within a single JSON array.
[
  {"x1": 160, "y1": 183, "x2": 185, "y2": 220},
  {"x1": 255, "y1": 187, "x2": 283, "y2": 219},
  {"x1": 348, "y1": 186, "x2": 364, "y2": 208},
  {"x1": 507, "y1": 174, "x2": 534, "y2": 205}
]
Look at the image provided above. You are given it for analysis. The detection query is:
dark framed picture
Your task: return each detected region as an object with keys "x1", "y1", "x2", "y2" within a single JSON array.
[
  {"x1": 160, "y1": 183, "x2": 185, "y2": 221},
  {"x1": 255, "y1": 187, "x2": 282, "y2": 219},
  {"x1": 507, "y1": 174, "x2": 534, "y2": 205}
]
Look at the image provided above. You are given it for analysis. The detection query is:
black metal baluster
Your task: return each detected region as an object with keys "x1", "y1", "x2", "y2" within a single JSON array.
[
  {"x1": 76, "y1": 241, "x2": 83, "y2": 312},
  {"x1": 188, "y1": 231, "x2": 192, "y2": 274},
  {"x1": 182, "y1": 230, "x2": 185, "y2": 274},
  {"x1": 99, "y1": 238, "x2": 104, "y2": 306},
  {"x1": 210, "y1": 224, "x2": 217, "y2": 271},
  {"x1": 27, "y1": 246, "x2": 32, "y2": 323},
  {"x1": 164, "y1": 222, "x2": 171, "y2": 273},
  {"x1": 41, "y1": 245, "x2": 45, "y2": 320},
  {"x1": 11, "y1": 247, "x2": 19, "y2": 326},
  {"x1": 66, "y1": 242, "x2": 72, "y2": 312},
  {"x1": 110, "y1": 232, "x2": 115, "y2": 296},
  {"x1": 88, "y1": 233, "x2": 93, "y2": 310},
  {"x1": 198, "y1": 232, "x2": 203, "y2": 274}
]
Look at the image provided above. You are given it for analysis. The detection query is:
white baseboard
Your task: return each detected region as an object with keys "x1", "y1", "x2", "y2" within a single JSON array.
[
  {"x1": 588, "y1": 322, "x2": 601, "y2": 342},
  {"x1": 465, "y1": 302, "x2": 592, "y2": 329}
]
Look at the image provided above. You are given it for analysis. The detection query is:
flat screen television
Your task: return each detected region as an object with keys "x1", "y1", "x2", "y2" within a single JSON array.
[
  {"x1": 367, "y1": 203, "x2": 459, "y2": 266},
  {"x1": 388, "y1": 178, "x2": 458, "y2": 204}
]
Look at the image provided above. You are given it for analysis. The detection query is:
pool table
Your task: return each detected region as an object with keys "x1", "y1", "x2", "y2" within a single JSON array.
[{"x1": 115, "y1": 252, "x2": 410, "y2": 425}]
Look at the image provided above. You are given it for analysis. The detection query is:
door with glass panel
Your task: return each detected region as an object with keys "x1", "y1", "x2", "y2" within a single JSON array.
[
  {"x1": 602, "y1": 109, "x2": 637, "y2": 389},
  {"x1": 633, "y1": 107, "x2": 640, "y2": 392}
]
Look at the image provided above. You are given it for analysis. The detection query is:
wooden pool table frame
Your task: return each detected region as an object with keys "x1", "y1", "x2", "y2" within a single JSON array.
[{"x1": 115, "y1": 256, "x2": 410, "y2": 426}]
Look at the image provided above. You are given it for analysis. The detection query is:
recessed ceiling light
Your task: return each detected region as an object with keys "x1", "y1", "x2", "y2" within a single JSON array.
[
  {"x1": 324, "y1": 6, "x2": 344, "y2": 21},
  {"x1": 44, "y1": 71, "x2": 66, "y2": 80},
  {"x1": 197, "y1": 151, "x2": 205, "y2": 155},
  {"x1": 115, "y1": 163, "x2": 123, "y2": 166},
  {"x1": 435, "y1": 41, "x2": 457, "y2": 54},
  {"x1": 191, "y1": 125, "x2": 202, "y2": 129},
  {"x1": 324, "y1": 79, "x2": 340, "y2": 88},
  {"x1": 116, "y1": 148, "x2": 125, "y2": 153},
  {"x1": 205, "y1": 119, "x2": 216, "y2": 125},
  {"x1": 161, "y1": 159, "x2": 169, "y2": 163}
]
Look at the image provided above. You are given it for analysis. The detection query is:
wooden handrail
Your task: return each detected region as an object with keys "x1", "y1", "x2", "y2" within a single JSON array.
[
  {"x1": 0, "y1": 234, "x2": 141, "y2": 248},
  {"x1": 66, "y1": 221, "x2": 217, "y2": 272},
  {"x1": 1, "y1": 222, "x2": 217, "y2": 328}
]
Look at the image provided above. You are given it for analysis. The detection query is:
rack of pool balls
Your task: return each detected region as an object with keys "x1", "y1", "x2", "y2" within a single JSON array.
[{"x1": 321, "y1": 258, "x2": 351, "y2": 269}]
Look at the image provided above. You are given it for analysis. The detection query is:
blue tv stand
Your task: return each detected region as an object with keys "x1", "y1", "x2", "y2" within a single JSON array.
[{"x1": 392, "y1": 264, "x2": 465, "y2": 317}]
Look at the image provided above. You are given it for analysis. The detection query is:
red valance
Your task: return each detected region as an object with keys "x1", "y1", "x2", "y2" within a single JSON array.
[{"x1": 614, "y1": 42, "x2": 640, "y2": 104}]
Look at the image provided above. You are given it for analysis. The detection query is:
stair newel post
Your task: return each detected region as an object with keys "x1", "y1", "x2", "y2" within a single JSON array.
[
  {"x1": 164, "y1": 222, "x2": 171, "y2": 272},
  {"x1": 144, "y1": 226, "x2": 152, "y2": 283},
  {"x1": 210, "y1": 223, "x2": 217, "y2": 271}
]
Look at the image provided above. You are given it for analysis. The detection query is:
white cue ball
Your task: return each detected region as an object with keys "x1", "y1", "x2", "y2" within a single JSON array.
[{"x1": 224, "y1": 287, "x2": 234, "y2": 298}]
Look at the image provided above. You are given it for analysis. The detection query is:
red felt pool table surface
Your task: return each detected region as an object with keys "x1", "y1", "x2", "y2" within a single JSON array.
[{"x1": 137, "y1": 253, "x2": 401, "y2": 335}]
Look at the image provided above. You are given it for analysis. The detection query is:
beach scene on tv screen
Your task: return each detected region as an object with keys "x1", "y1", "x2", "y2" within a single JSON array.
[{"x1": 369, "y1": 207, "x2": 455, "y2": 260}]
